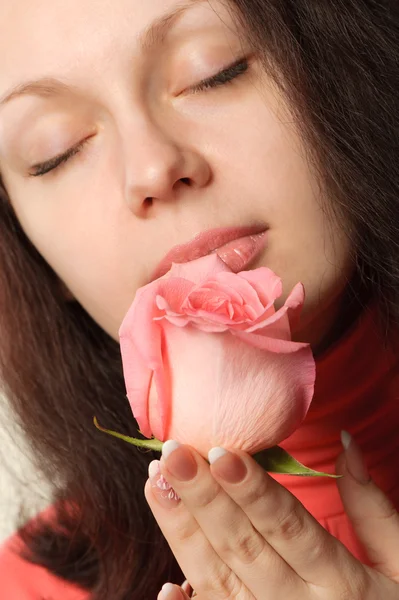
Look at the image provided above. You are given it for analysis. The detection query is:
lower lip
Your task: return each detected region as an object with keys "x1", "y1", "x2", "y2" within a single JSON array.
[{"x1": 212, "y1": 231, "x2": 267, "y2": 272}]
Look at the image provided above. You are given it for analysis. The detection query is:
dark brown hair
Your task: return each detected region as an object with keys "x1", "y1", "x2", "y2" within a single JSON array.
[{"x1": 0, "y1": 1, "x2": 398, "y2": 598}]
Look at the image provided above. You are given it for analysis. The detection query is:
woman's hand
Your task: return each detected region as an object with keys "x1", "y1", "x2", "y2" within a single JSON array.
[{"x1": 144, "y1": 433, "x2": 399, "y2": 599}]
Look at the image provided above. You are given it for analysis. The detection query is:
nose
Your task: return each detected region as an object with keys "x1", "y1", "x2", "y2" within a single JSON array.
[{"x1": 122, "y1": 122, "x2": 211, "y2": 217}]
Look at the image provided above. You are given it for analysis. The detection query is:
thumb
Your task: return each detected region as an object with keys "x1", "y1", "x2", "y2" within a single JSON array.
[{"x1": 336, "y1": 430, "x2": 399, "y2": 580}]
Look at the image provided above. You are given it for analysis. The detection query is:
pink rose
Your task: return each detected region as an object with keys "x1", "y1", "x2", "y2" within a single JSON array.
[{"x1": 119, "y1": 253, "x2": 315, "y2": 457}]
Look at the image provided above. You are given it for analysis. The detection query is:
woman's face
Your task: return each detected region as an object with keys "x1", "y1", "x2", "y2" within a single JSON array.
[{"x1": 0, "y1": 0, "x2": 353, "y2": 347}]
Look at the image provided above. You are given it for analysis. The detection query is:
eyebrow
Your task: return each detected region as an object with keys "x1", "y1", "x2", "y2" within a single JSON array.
[{"x1": 0, "y1": 0, "x2": 197, "y2": 108}]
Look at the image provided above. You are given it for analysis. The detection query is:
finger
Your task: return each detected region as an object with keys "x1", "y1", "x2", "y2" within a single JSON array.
[
  {"x1": 144, "y1": 470, "x2": 247, "y2": 600},
  {"x1": 158, "y1": 583, "x2": 190, "y2": 600},
  {"x1": 337, "y1": 431, "x2": 399, "y2": 581},
  {"x1": 181, "y1": 580, "x2": 193, "y2": 595},
  {"x1": 209, "y1": 446, "x2": 361, "y2": 589},
  {"x1": 160, "y1": 441, "x2": 300, "y2": 599}
]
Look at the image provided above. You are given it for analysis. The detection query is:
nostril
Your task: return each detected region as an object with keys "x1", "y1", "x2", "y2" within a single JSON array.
[
  {"x1": 144, "y1": 197, "x2": 154, "y2": 207},
  {"x1": 180, "y1": 177, "x2": 191, "y2": 186}
]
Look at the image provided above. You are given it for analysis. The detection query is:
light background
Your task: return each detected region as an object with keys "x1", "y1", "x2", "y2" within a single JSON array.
[{"x1": 0, "y1": 396, "x2": 52, "y2": 543}]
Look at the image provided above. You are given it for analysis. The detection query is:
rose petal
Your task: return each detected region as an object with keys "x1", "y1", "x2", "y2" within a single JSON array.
[
  {"x1": 119, "y1": 339, "x2": 153, "y2": 438},
  {"x1": 233, "y1": 329, "x2": 308, "y2": 353},
  {"x1": 192, "y1": 279, "x2": 245, "y2": 305},
  {"x1": 151, "y1": 323, "x2": 315, "y2": 455},
  {"x1": 243, "y1": 282, "x2": 305, "y2": 334},
  {"x1": 205, "y1": 271, "x2": 267, "y2": 313},
  {"x1": 238, "y1": 267, "x2": 283, "y2": 307},
  {"x1": 158, "y1": 314, "x2": 191, "y2": 327},
  {"x1": 119, "y1": 283, "x2": 167, "y2": 438},
  {"x1": 158, "y1": 278, "x2": 195, "y2": 313},
  {"x1": 181, "y1": 310, "x2": 246, "y2": 330}
]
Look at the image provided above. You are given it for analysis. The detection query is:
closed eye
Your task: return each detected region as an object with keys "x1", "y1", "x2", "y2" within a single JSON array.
[
  {"x1": 190, "y1": 57, "x2": 249, "y2": 93},
  {"x1": 29, "y1": 136, "x2": 93, "y2": 178}
]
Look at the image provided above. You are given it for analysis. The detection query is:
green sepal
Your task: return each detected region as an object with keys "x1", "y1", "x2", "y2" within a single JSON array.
[
  {"x1": 93, "y1": 417, "x2": 163, "y2": 452},
  {"x1": 254, "y1": 446, "x2": 341, "y2": 478}
]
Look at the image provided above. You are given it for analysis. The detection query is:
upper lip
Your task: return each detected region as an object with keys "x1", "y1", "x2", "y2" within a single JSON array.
[{"x1": 150, "y1": 223, "x2": 268, "y2": 282}]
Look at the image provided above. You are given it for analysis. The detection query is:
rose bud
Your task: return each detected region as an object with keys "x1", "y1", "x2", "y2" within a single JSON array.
[{"x1": 119, "y1": 253, "x2": 316, "y2": 458}]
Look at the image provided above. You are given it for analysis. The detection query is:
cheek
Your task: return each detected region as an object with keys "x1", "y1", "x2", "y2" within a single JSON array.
[
  {"x1": 215, "y1": 95, "x2": 354, "y2": 312},
  {"x1": 10, "y1": 191, "x2": 140, "y2": 340},
  {"x1": 269, "y1": 205, "x2": 353, "y2": 305},
  {"x1": 53, "y1": 239, "x2": 132, "y2": 338},
  {"x1": 51, "y1": 236, "x2": 134, "y2": 338}
]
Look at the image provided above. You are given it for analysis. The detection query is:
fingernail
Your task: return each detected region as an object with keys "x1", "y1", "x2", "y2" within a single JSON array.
[
  {"x1": 148, "y1": 460, "x2": 180, "y2": 507},
  {"x1": 163, "y1": 441, "x2": 198, "y2": 482},
  {"x1": 208, "y1": 447, "x2": 228, "y2": 464},
  {"x1": 160, "y1": 582, "x2": 180, "y2": 599},
  {"x1": 341, "y1": 430, "x2": 371, "y2": 485},
  {"x1": 148, "y1": 459, "x2": 161, "y2": 479},
  {"x1": 162, "y1": 440, "x2": 181, "y2": 460},
  {"x1": 209, "y1": 447, "x2": 247, "y2": 484}
]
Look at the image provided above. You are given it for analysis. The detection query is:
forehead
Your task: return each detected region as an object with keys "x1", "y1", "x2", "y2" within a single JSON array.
[{"x1": 0, "y1": 0, "x2": 227, "y2": 94}]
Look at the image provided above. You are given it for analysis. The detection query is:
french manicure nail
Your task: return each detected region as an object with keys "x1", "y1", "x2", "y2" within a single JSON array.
[
  {"x1": 148, "y1": 459, "x2": 161, "y2": 479},
  {"x1": 208, "y1": 447, "x2": 228, "y2": 464},
  {"x1": 209, "y1": 448, "x2": 247, "y2": 484},
  {"x1": 341, "y1": 430, "x2": 371, "y2": 485},
  {"x1": 162, "y1": 440, "x2": 181, "y2": 460},
  {"x1": 163, "y1": 442, "x2": 198, "y2": 482}
]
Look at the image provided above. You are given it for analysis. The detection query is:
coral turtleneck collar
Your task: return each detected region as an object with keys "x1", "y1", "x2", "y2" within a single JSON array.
[{"x1": 274, "y1": 303, "x2": 399, "y2": 519}]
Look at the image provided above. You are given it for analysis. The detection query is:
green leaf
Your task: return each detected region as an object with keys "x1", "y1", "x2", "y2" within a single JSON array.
[
  {"x1": 253, "y1": 446, "x2": 341, "y2": 478},
  {"x1": 93, "y1": 417, "x2": 163, "y2": 452}
]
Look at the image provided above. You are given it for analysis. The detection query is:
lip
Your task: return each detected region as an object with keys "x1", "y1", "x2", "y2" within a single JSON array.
[{"x1": 150, "y1": 224, "x2": 268, "y2": 282}]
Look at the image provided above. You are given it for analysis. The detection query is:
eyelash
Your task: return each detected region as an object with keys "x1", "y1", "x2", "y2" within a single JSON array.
[
  {"x1": 190, "y1": 57, "x2": 249, "y2": 93},
  {"x1": 30, "y1": 138, "x2": 91, "y2": 178},
  {"x1": 30, "y1": 57, "x2": 249, "y2": 178}
]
